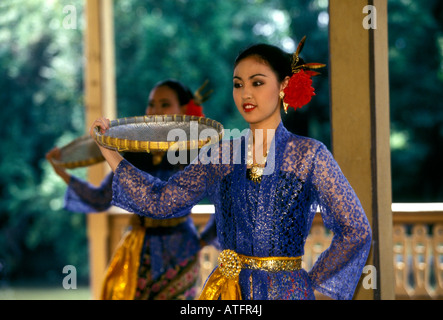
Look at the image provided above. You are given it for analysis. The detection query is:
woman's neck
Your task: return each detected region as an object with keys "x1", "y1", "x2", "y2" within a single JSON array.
[
  {"x1": 248, "y1": 123, "x2": 279, "y2": 164},
  {"x1": 249, "y1": 115, "x2": 280, "y2": 148},
  {"x1": 249, "y1": 109, "x2": 281, "y2": 131}
]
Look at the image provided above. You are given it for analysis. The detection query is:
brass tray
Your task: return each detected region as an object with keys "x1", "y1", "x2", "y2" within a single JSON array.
[
  {"x1": 93, "y1": 114, "x2": 224, "y2": 152},
  {"x1": 52, "y1": 135, "x2": 105, "y2": 169}
]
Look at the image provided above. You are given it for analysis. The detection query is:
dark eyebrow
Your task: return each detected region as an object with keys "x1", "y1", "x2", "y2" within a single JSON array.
[
  {"x1": 250, "y1": 73, "x2": 267, "y2": 79},
  {"x1": 233, "y1": 73, "x2": 268, "y2": 80}
]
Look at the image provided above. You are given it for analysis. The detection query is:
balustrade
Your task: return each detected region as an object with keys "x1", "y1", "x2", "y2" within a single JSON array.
[{"x1": 107, "y1": 203, "x2": 443, "y2": 300}]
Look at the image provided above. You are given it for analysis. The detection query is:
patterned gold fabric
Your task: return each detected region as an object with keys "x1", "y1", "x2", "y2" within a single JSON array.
[
  {"x1": 101, "y1": 226, "x2": 145, "y2": 300},
  {"x1": 199, "y1": 250, "x2": 301, "y2": 300}
]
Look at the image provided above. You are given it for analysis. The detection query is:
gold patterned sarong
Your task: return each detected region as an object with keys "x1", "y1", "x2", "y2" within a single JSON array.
[
  {"x1": 198, "y1": 249, "x2": 302, "y2": 300},
  {"x1": 100, "y1": 215, "x2": 187, "y2": 300}
]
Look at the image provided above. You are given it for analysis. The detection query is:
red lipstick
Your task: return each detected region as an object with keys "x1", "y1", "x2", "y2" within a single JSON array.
[{"x1": 243, "y1": 103, "x2": 256, "y2": 113}]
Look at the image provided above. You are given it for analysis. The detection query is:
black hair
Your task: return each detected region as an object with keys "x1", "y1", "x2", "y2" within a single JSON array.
[
  {"x1": 153, "y1": 79, "x2": 193, "y2": 106},
  {"x1": 234, "y1": 43, "x2": 305, "y2": 82}
]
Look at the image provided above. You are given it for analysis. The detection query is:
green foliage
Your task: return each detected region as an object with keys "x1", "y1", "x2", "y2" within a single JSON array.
[
  {"x1": 0, "y1": 0, "x2": 88, "y2": 284},
  {"x1": 113, "y1": 0, "x2": 330, "y2": 142},
  {"x1": 388, "y1": 0, "x2": 443, "y2": 201}
]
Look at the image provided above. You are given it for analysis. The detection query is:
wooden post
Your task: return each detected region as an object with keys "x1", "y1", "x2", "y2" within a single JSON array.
[
  {"x1": 328, "y1": 0, "x2": 394, "y2": 299},
  {"x1": 84, "y1": 0, "x2": 116, "y2": 299}
]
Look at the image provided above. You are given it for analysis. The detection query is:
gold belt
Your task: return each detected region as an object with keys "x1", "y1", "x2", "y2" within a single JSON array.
[
  {"x1": 130, "y1": 215, "x2": 187, "y2": 228},
  {"x1": 199, "y1": 249, "x2": 302, "y2": 300}
]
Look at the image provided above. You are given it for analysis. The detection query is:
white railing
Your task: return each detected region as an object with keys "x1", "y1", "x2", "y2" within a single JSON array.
[{"x1": 108, "y1": 203, "x2": 443, "y2": 300}]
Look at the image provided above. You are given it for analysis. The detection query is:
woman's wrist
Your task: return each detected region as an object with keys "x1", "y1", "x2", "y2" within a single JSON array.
[
  {"x1": 98, "y1": 144, "x2": 123, "y2": 172},
  {"x1": 59, "y1": 170, "x2": 71, "y2": 184}
]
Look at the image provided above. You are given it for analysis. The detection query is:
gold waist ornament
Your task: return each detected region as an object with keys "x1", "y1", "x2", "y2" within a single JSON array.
[
  {"x1": 130, "y1": 214, "x2": 187, "y2": 228},
  {"x1": 198, "y1": 249, "x2": 302, "y2": 300}
]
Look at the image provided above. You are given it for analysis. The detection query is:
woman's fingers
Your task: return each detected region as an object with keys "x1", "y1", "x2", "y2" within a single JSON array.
[
  {"x1": 90, "y1": 117, "x2": 110, "y2": 137},
  {"x1": 88, "y1": 117, "x2": 123, "y2": 172},
  {"x1": 45, "y1": 146, "x2": 69, "y2": 181},
  {"x1": 46, "y1": 147, "x2": 61, "y2": 162}
]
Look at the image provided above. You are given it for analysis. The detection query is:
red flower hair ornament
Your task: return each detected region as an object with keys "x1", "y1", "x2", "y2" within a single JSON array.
[
  {"x1": 185, "y1": 99, "x2": 205, "y2": 117},
  {"x1": 184, "y1": 79, "x2": 213, "y2": 118},
  {"x1": 281, "y1": 36, "x2": 326, "y2": 113}
]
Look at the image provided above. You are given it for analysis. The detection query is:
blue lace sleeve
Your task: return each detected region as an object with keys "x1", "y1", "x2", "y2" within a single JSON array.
[
  {"x1": 64, "y1": 173, "x2": 113, "y2": 213},
  {"x1": 307, "y1": 143, "x2": 372, "y2": 300},
  {"x1": 112, "y1": 142, "x2": 230, "y2": 219}
]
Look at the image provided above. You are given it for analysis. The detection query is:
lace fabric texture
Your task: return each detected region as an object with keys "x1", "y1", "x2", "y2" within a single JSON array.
[
  {"x1": 64, "y1": 152, "x2": 211, "y2": 300},
  {"x1": 112, "y1": 122, "x2": 372, "y2": 300}
]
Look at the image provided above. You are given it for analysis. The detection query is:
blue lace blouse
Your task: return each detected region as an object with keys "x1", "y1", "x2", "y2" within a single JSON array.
[
  {"x1": 64, "y1": 153, "x2": 216, "y2": 247},
  {"x1": 63, "y1": 152, "x2": 217, "y2": 299},
  {"x1": 111, "y1": 121, "x2": 372, "y2": 300}
]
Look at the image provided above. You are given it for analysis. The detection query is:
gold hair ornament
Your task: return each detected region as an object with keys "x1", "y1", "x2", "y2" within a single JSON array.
[
  {"x1": 186, "y1": 79, "x2": 213, "y2": 117},
  {"x1": 281, "y1": 36, "x2": 326, "y2": 113}
]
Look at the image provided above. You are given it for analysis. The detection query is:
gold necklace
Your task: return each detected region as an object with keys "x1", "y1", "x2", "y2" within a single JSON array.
[{"x1": 246, "y1": 143, "x2": 268, "y2": 183}]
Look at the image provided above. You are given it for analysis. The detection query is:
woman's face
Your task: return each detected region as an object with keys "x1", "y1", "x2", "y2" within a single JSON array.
[
  {"x1": 233, "y1": 56, "x2": 287, "y2": 128},
  {"x1": 145, "y1": 85, "x2": 185, "y2": 115}
]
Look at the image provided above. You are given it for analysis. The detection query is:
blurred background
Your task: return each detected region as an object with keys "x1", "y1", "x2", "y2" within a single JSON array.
[{"x1": 0, "y1": 0, "x2": 442, "y2": 299}]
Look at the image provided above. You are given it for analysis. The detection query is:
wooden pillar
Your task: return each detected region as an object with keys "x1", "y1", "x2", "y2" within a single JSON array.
[
  {"x1": 328, "y1": 0, "x2": 394, "y2": 299},
  {"x1": 84, "y1": 0, "x2": 116, "y2": 299}
]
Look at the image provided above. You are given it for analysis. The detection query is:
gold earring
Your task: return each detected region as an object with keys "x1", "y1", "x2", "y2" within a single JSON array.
[{"x1": 279, "y1": 91, "x2": 289, "y2": 114}]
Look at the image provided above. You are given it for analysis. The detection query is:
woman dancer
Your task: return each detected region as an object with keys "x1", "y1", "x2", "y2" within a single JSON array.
[
  {"x1": 47, "y1": 79, "x2": 216, "y2": 300},
  {"x1": 90, "y1": 39, "x2": 372, "y2": 300}
]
